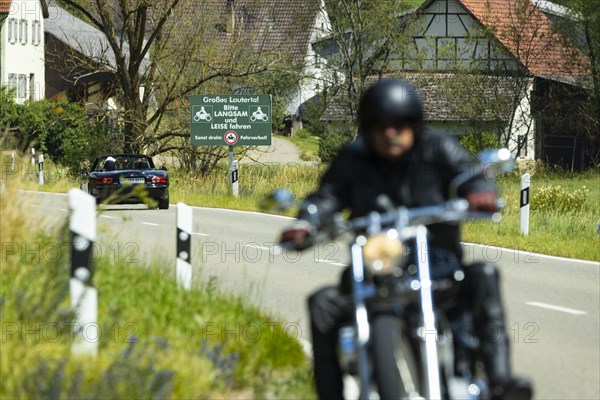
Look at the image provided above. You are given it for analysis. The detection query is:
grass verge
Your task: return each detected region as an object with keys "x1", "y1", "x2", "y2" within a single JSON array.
[
  {"x1": 462, "y1": 171, "x2": 600, "y2": 261},
  {"x1": 0, "y1": 176, "x2": 315, "y2": 399}
]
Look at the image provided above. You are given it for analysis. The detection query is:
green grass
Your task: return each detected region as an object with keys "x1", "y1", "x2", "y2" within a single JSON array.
[
  {"x1": 0, "y1": 179, "x2": 315, "y2": 399},
  {"x1": 168, "y1": 162, "x2": 325, "y2": 216},
  {"x1": 402, "y1": 0, "x2": 426, "y2": 8},
  {"x1": 276, "y1": 130, "x2": 320, "y2": 162},
  {"x1": 463, "y1": 170, "x2": 600, "y2": 261}
]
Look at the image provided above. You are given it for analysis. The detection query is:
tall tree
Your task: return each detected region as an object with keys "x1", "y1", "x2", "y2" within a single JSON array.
[
  {"x1": 52, "y1": 0, "x2": 310, "y2": 156},
  {"x1": 318, "y1": 0, "x2": 419, "y2": 130},
  {"x1": 551, "y1": 0, "x2": 600, "y2": 153}
]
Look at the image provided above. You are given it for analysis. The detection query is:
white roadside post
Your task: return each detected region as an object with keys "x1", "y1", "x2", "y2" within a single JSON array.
[
  {"x1": 68, "y1": 189, "x2": 98, "y2": 356},
  {"x1": 520, "y1": 173, "x2": 530, "y2": 236},
  {"x1": 176, "y1": 202, "x2": 193, "y2": 290},
  {"x1": 31, "y1": 147, "x2": 35, "y2": 167},
  {"x1": 231, "y1": 160, "x2": 239, "y2": 197},
  {"x1": 38, "y1": 154, "x2": 44, "y2": 185},
  {"x1": 10, "y1": 152, "x2": 15, "y2": 172}
]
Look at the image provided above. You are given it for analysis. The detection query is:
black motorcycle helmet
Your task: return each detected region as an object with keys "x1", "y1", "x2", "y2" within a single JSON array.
[{"x1": 358, "y1": 78, "x2": 424, "y2": 139}]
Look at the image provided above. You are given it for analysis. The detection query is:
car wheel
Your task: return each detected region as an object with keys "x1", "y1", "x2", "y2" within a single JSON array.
[{"x1": 158, "y1": 197, "x2": 169, "y2": 210}]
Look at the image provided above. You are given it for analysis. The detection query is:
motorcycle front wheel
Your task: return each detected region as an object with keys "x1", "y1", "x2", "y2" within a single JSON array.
[{"x1": 371, "y1": 315, "x2": 421, "y2": 399}]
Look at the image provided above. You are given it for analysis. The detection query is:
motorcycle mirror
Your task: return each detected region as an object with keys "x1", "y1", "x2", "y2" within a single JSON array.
[
  {"x1": 477, "y1": 148, "x2": 515, "y2": 177},
  {"x1": 449, "y1": 148, "x2": 515, "y2": 199},
  {"x1": 259, "y1": 188, "x2": 294, "y2": 212}
]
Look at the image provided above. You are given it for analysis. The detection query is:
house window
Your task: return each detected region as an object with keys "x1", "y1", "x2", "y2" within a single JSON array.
[
  {"x1": 32, "y1": 20, "x2": 41, "y2": 45},
  {"x1": 19, "y1": 19, "x2": 28, "y2": 44},
  {"x1": 7, "y1": 18, "x2": 18, "y2": 44},
  {"x1": 7, "y1": 74, "x2": 18, "y2": 94},
  {"x1": 29, "y1": 73, "x2": 36, "y2": 101},
  {"x1": 18, "y1": 74, "x2": 28, "y2": 99}
]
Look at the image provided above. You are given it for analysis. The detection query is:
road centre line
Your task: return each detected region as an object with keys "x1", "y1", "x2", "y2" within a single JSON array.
[
  {"x1": 316, "y1": 259, "x2": 346, "y2": 267},
  {"x1": 525, "y1": 301, "x2": 587, "y2": 315},
  {"x1": 244, "y1": 244, "x2": 271, "y2": 250},
  {"x1": 100, "y1": 215, "x2": 117, "y2": 219},
  {"x1": 192, "y1": 205, "x2": 294, "y2": 220},
  {"x1": 142, "y1": 222, "x2": 160, "y2": 227},
  {"x1": 192, "y1": 232, "x2": 210, "y2": 237}
]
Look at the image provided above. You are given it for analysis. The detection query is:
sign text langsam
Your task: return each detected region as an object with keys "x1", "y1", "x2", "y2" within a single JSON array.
[{"x1": 190, "y1": 95, "x2": 272, "y2": 146}]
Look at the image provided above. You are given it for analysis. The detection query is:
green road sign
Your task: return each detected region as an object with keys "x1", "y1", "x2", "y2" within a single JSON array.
[{"x1": 190, "y1": 94, "x2": 272, "y2": 146}]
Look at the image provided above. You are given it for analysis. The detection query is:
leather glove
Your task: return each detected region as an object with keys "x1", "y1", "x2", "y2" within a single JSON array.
[
  {"x1": 465, "y1": 191, "x2": 498, "y2": 212},
  {"x1": 279, "y1": 220, "x2": 314, "y2": 250}
]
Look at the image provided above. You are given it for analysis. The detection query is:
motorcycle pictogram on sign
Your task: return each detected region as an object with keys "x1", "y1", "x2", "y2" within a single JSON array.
[
  {"x1": 224, "y1": 131, "x2": 239, "y2": 145},
  {"x1": 250, "y1": 107, "x2": 269, "y2": 122},
  {"x1": 193, "y1": 106, "x2": 212, "y2": 122}
]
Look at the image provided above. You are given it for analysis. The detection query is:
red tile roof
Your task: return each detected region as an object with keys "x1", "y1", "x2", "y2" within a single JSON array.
[
  {"x1": 1, "y1": 0, "x2": 48, "y2": 17},
  {"x1": 0, "y1": 0, "x2": 12, "y2": 13},
  {"x1": 460, "y1": 0, "x2": 590, "y2": 84},
  {"x1": 170, "y1": 0, "x2": 320, "y2": 67}
]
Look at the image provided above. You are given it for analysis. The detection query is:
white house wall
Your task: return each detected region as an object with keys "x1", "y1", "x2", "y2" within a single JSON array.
[
  {"x1": 1, "y1": 0, "x2": 45, "y2": 103},
  {"x1": 395, "y1": 0, "x2": 520, "y2": 72},
  {"x1": 507, "y1": 79, "x2": 536, "y2": 159},
  {"x1": 395, "y1": 0, "x2": 536, "y2": 160},
  {"x1": 285, "y1": 0, "x2": 334, "y2": 116}
]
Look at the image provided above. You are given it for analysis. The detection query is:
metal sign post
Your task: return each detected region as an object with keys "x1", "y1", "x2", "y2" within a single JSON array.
[
  {"x1": 190, "y1": 94, "x2": 272, "y2": 197},
  {"x1": 520, "y1": 173, "x2": 530, "y2": 236},
  {"x1": 68, "y1": 189, "x2": 98, "y2": 356}
]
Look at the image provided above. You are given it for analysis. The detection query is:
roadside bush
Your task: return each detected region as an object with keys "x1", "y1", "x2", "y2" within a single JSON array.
[
  {"x1": 459, "y1": 131, "x2": 500, "y2": 155},
  {"x1": 0, "y1": 88, "x2": 20, "y2": 122},
  {"x1": 318, "y1": 131, "x2": 353, "y2": 163},
  {"x1": 299, "y1": 91, "x2": 330, "y2": 138},
  {"x1": 531, "y1": 185, "x2": 590, "y2": 213},
  {"x1": 0, "y1": 90, "x2": 123, "y2": 176},
  {"x1": 516, "y1": 158, "x2": 546, "y2": 175},
  {"x1": 294, "y1": 128, "x2": 311, "y2": 140}
]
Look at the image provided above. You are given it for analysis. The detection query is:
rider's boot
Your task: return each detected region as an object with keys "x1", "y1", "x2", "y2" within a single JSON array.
[{"x1": 481, "y1": 333, "x2": 533, "y2": 400}]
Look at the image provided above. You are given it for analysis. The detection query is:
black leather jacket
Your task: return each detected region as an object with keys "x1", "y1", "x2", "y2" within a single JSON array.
[{"x1": 297, "y1": 129, "x2": 497, "y2": 261}]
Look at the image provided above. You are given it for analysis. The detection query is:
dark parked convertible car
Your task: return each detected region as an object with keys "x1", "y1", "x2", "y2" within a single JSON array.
[{"x1": 81, "y1": 154, "x2": 169, "y2": 209}]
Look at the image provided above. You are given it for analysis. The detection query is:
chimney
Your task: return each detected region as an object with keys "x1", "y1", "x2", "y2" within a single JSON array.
[{"x1": 226, "y1": 0, "x2": 235, "y2": 34}]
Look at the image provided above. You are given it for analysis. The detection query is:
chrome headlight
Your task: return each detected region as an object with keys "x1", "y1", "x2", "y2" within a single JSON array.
[{"x1": 362, "y1": 230, "x2": 403, "y2": 275}]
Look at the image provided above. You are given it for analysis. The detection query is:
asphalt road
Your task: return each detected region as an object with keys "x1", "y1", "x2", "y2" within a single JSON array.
[{"x1": 18, "y1": 191, "x2": 600, "y2": 399}]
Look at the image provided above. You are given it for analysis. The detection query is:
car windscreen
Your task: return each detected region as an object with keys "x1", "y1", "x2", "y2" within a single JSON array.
[{"x1": 94, "y1": 156, "x2": 153, "y2": 171}]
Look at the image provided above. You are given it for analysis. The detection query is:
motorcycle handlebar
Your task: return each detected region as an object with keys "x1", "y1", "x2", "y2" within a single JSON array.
[
  {"x1": 277, "y1": 199, "x2": 501, "y2": 251},
  {"x1": 329, "y1": 199, "x2": 500, "y2": 237}
]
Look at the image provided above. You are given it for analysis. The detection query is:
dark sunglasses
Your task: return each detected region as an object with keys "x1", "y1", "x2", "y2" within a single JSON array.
[{"x1": 370, "y1": 118, "x2": 415, "y2": 132}]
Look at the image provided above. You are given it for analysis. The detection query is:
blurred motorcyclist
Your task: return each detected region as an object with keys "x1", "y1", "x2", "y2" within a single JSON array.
[{"x1": 280, "y1": 79, "x2": 533, "y2": 400}]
